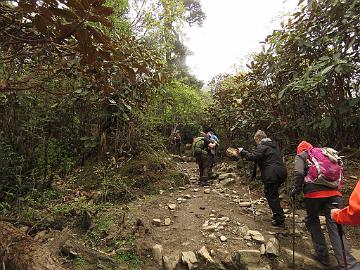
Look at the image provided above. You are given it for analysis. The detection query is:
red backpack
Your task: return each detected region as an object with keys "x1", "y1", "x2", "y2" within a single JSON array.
[{"x1": 304, "y1": 147, "x2": 344, "y2": 188}]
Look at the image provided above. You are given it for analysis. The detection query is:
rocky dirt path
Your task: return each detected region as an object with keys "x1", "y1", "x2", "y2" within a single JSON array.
[{"x1": 127, "y1": 157, "x2": 360, "y2": 269}]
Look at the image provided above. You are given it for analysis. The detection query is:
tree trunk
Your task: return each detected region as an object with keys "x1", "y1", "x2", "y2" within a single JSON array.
[{"x1": 0, "y1": 222, "x2": 66, "y2": 270}]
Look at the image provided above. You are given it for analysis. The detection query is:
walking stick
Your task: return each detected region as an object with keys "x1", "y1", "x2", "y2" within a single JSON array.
[
  {"x1": 337, "y1": 223, "x2": 349, "y2": 270},
  {"x1": 332, "y1": 202, "x2": 349, "y2": 270},
  {"x1": 248, "y1": 184, "x2": 256, "y2": 220},
  {"x1": 292, "y1": 196, "x2": 296, "y2": 270}
]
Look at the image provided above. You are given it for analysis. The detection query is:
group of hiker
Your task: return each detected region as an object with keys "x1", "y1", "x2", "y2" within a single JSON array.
[{"x1": 191, "y1": 129, "x2": 360, "y2": 270}]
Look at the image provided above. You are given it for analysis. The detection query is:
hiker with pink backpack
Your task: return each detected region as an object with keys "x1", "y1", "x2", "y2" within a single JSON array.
[{"x1": 289, "y1": 141, "x2": 360, "y2": 270}]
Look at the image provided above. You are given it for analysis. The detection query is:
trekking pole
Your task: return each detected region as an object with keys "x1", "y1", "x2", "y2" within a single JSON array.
[
  {"x1": 247, "y1": 184, "x2": 256, "y2": 220},
  {"x1": 292, "y1": 196, "x2": 296, "y2": 270},
  {"x1": 332, "y1": 202, "x2": 349, "y2": 270}
]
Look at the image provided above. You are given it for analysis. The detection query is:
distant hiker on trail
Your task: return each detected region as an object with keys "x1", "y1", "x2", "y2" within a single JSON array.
[
  {"x1": 289, "y1": 141, "x2": 360, "y2": 269},
  {"x1": 331, "y1": 179, "x2": 360, "y2": 225},
  {"x1": 192, "y1": 133, "x2": 216, "y2": 186},
  {"x1": 237, "y1": 130, "x2": 287, "y2": 228},
  {"x1": 170, "y1": 129, "x2": 182, "y2": 155},
  {"x1": 207, "y1": 130, "x2": 220, "y2": 169}
]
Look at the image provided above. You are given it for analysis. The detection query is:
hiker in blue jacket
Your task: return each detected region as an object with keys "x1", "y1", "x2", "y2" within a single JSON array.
[{"x1": 207, "y1": 130, "x2": 220, "y2": 170}]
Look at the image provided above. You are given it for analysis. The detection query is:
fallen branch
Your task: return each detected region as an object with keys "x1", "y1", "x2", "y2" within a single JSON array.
[{"x1": 61, "y1": 240, "x2": 116, "y2": 266}]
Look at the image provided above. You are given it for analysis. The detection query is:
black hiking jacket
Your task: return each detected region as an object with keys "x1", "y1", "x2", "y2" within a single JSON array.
[{"x1": 240, "y1": 138, "x2": 287, "y2": 184}]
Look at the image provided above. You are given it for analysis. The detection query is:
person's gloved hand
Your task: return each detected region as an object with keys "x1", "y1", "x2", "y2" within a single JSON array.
[
  {"x1": 331, "y1": 208, "x2": 340, "y2": 221},
  {"x1": 237, "y1": 147, "x2": 244, "y2": 154}
]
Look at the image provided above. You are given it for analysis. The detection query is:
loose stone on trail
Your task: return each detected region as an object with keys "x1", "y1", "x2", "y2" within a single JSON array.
[
  {"x1": 164, "y1": 218, "x2": 171, "y2": 226},
  {"x1": 168, "y1": 204, "x2": 176, "y2": 210},
  {"x1": 152, "y1": 219, "x2": 162, "y2": 226},
  {"x1": 247, "y1": 230, "x2": 265, "y2": 243},
  {"x1": 198, "y1": 246, "x2": 215, "y2": 263},
  {"x1": 265, "y1": 237, "x2": 280, "y2": 256},
  {"x1": 239, "y1": 202, "x2": 251, "y2": 207},
  {"x1": 151, "y1": 244, "x2": 163, "y2": 265},
  {"x1": 220, "y1": 235, "x2": 227, "y2": 242},
  {"x1": 181, "y1": 251, "x2": 198, "y2": 269}
]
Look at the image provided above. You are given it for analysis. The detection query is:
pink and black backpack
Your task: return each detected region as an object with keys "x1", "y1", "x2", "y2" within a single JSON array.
[{"x1": 305, "y1": 147, "x2": 344, "y2": 188}]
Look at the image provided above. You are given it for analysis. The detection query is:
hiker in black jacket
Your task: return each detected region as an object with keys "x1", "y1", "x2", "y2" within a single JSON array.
[{"x1": 238, "y1": 130, "x2": 287, "y2": 227}]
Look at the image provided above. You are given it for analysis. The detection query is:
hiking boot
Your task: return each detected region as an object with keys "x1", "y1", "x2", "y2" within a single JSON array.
[
  {"x1": 310, "y1": 254, "x2": 331, "y2": 267},
  {"x1": 271, "y1": 220, "x2": 286, "y2": 228}
]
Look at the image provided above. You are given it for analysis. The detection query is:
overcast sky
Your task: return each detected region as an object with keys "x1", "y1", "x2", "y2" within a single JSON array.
[{"x1": 184, "y1": 0, "x2": 300, "y2": 83}]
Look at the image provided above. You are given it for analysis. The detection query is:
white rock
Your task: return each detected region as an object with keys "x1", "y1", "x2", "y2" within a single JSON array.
[
  {"x1": 265, "y1": 237, "x2": 280, "y2": 256},
  {"x1": 181, "y1": 251, "x2": 198, "y2": 269},
  {"x1": 239, "y1": 225, "x2": 249, "y2": 235},
  {"x1": 247, "y1": 230, "x2": 265, "y2": 243},
  {"x1": 260, "y1": 244, "x2": 266, "y2": 255},
  {"x1": 239, "y1": 202, "x2": 251, "y2": 207},
  {"x1": 152, "y1": 244, "x2": 163, "y2": 265},
  {"x1": 184, "y1": 194, "x2": 192, "y2": 199},
  {"x1": 198, "y1": 246, "x2": 215, "y2": 263},
  {"x1": 220, "y1": 235, "x2": 227, "y2": 242},
  {"x1": 168, "y1": 204, "x2": 176, "y2": 210},
  {"x1": 164, "y1": 218, "x2": 171, "y2": 226},
  {"x1": 209, "y1": 233, "x2": 216, "y2": 239},
  {"x1": 204, "y1": 189, "x2": 211, "y2": 194},
  {"x1": 218, "y1": 217, "x2": 230, "y2": 222},
  {"x1": 244, "y1": 235, "x2": 252, "y2": 241},
  {"x1": 163, "y1": 254, "x2": 180, "y2": 270},
  {"x1": 152, "y1": 219, "x2": 162, "y2": 226}
]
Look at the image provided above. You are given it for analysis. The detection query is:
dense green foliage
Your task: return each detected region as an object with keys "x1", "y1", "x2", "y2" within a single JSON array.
[
  {"x1": 209, "y1": 0, "x2": 360, "y2": 151},
  {"x1": 146, "y1": 80, "x2": 209, "y2": 142},
  {"x1": 0, "y1": 0, "x2": 206, "y2": 204}
]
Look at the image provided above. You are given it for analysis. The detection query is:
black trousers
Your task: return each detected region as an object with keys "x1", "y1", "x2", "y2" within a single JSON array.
[
  {"x1": 264, "y1": 182, "x2": 285, "y2": 223},
  {"x1": 196, "y1": 153, "x2": 210, "y2": 184}
]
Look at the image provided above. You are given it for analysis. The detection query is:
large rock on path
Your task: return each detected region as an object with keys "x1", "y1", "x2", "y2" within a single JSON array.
[
  {"x1": 163, "y1": 254, "x2": 180, "y2": 270},
  {"x1": 181, "y1": 251, "x2": 198, "y2": 269},
  {"x1": 198, "y1": 246, "x2": 215, "y2": 264},
  {"x1": 233, "y1": 250, "x2": 261, "y2": 268},
  {"x1": 247, "y1": 230, "x2": 265, "y2": 243},
  {"x1": 282, "y1": 247, "x2": 333, "y2": 269},
  {"x1": 151, "y1": 244, "x2": 163, "y2": 265},
  {"x1": 265, "y1": 237, "x2": 280, "y2": 256}
]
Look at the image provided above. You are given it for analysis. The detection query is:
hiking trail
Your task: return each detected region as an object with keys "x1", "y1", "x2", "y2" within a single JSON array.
[{"x1": 123, "y1": 156, "x2": 360, "y2": 269}]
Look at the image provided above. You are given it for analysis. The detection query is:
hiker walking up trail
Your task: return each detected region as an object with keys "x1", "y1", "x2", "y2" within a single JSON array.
[
  {"x1": 332, "y1": 179, "x2": 360, "y2": 225},
  {"x1": 237, "y1": 130, "x2": 287, "y2": 228},
  {"x1": 192, "y1": 133, "x2": 216, "y2": 186},
  {"x1": 289, "y1": 141, "x2": 360, "y2": 270},
  {"x1": 170, "y1": 129, "x2": 182, "y2": 155},
  {"x1": 208, "y1": 130, "x2": 220, "y2": 170}
]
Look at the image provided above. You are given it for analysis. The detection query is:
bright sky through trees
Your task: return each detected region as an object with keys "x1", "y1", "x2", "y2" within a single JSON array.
[{"x1": 184, "y1": 0, "x2": 299, "y2": 83}]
